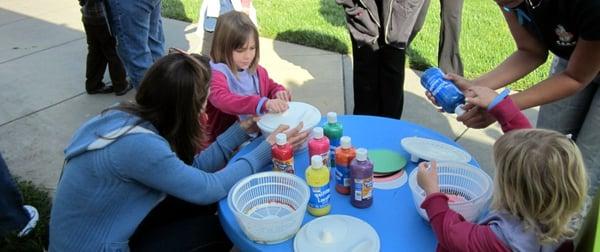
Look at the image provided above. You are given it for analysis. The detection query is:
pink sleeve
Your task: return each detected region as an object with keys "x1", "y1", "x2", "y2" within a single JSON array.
[
  {"x1": 420, "y1": 193, "x2": 512, "y2": 252},
  {"x1": 488, "y1": 97, "x2": 532, "y2": 133},
  {"x1": 208, "y1": 71, "x2": 267, "y2": 115}
]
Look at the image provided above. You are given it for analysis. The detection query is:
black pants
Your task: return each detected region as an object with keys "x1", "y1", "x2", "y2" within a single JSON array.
[
  {"x1": 0, "y1": 153, "x2": 29, "y2": 238},
  {"x1": 351, "y1": 38, "x2": 406, "y2": 119},
  {"x1": 129, "y1": 196, "x2": 232, "y2": 252},
  {"x1": 410, "y1": 0, "x2": 464, "y2": 76},
  {"x1": 83, "y1": 18, "x2": 128, "y2": 92}
]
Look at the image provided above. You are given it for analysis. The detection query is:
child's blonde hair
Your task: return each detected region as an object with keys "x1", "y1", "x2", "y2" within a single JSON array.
[
  {"x1": 210, "y1": 11, "x2": 259, "y2": 74},
  {"x1": 492, "y1": 129, "x2": 587, "y2": 243}
]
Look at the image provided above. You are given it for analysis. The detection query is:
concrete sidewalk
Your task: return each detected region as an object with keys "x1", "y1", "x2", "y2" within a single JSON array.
[{"x1": 0, "y1": 0, "x2": 538, "y2": 194}]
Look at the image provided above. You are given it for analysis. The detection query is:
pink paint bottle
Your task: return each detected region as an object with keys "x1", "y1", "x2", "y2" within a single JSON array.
[
  {"x1": 350, "y1": 148, "x2": 373, "y2": 208},
  {"x1": 308, "y1": 127, "x2": 330, "y2": 168}
]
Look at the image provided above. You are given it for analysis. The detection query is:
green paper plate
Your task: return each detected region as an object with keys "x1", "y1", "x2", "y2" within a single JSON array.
[{"x1": 369, "y1": 149, "x2": 407, "y2": 174}]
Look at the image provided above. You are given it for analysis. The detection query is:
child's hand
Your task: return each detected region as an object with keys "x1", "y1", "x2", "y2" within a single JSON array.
[
  {"x1": 464, "y1": 86, "x2": 499, "y2": 110},
  {"x1": 417, "y1": 161, "x2": 440, "y2": 195},
  {"x1": 266, "y1": 99, "x2": 289, "y2": 113},
  {"x1": 239, "y1": 116, "x2": 260, "y2": 134},
  {"x1": 274, "y1": 90, "x2": 291, "y2": 101}
]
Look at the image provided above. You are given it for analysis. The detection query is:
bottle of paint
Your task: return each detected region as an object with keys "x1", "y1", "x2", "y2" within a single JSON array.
[
  {"x1": 306, "y1": 155, "x2": 332, "y2": 216},
  {"x1": 420, "y1": 67, "x2": 465, "y2": 115},
  {"x1": 334, "y1": 136, "x2": 356, "y2": 195},
  {"x1": 350, "y1": 148, "x2": 374, "y2": 208},
  {"x1": 272, "y1": 133, "x2": 294, "y2": 174},
  {"x1": 323, "y1": 112, "x2": 343, "y2": 168},
  {"x1": 308, "y1": 127, "x2": 330, "y2": 168}
]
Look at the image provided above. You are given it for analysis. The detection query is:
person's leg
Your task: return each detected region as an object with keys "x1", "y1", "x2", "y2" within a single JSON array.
[
  {"x1": 378, "y1": 45, "x2": 406, "y2": 119},
  {"x1": 129, "y1": 196, "x2": 230, "y2": 251},
  {"x1": 148, "y1": 0, "x2": 165, "y2": 62},
  {"x1": 104, "y1": 0, "x2": 155, "y2": 89},
  {"x1": 0, "y1": 153, "x2": 29, "y2": 237},
  {"x1": 95, "y1": 17, "x2": 128, "y2": 91},
  {"x1": 83, "y1": 21, "x2": 109, "y2": 92},
  {"x1": 407, "y1": 0, "x2": 431, "y2": 45},
  {"x1": 351, "y1": 38, "x2": 381, "y2": 116},
  {"x1": 572, "y1": 78, "x2": 600, "y2": 197},
  {"x1": 438, "y1": 0, "x2": 464, "y2": 76},
  {"x1": 201, "y1": 31, "x2": 214, "y2": 57}
]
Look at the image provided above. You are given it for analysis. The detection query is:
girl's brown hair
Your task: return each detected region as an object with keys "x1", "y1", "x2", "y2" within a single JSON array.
[
  {"x1": 492, "y1": 129, "x2": 587, "y2": 243},
  {"x1": 114, "y1": 53, "x2": 211, "y2": 164},
  {"x1": 210, "y1": 11, "x2": 260, "y2": 74}
]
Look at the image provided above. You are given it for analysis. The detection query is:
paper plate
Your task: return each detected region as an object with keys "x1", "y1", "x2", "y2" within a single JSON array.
[
  {"x1": 374, "y1": 170, "x2": 407, "y2": 190},
  {"x1": 257, "y1": 102, "x2": 321, "y2": 133},
  {"x1": 401, "y1": 136, "x2": 472, "y2": 163},
  {"x1": 294, "y1": 215, "x2": 380, "y2": 252},
  {"x1": 369, "y1": 149, "x2": 406, "y2": 174}
]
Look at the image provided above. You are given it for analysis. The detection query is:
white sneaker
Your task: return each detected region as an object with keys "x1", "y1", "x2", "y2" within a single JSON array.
[{"x1": 17, "y1": 205, "x2": 39, "y2": 237}]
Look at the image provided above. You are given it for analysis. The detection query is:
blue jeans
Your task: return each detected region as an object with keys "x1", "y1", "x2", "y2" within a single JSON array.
[
  {"x1": 104, "y1": 0, "x2": 165, "y2": 89},
  {"x1": 0, "y1": 153, "x2": 29, "y2": 237},
  {"x1": 538, "y1": 56, "x2": 600, "y2": 198}
]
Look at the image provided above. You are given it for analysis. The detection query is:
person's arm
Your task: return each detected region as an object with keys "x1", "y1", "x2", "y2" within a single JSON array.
[
  {"x1": 258, "y1": 67, "x2": 289, "y2": 100},
  {"x1": 511, "y1": 39, "x2": 600, "y2": 110},
  {"x1": 464, "y1": 87, "x2": 532, "y2": 132},
  {"x1": 109, "y1": 133, "x2": 272, "y2": 205},
  {"x1": 192, "y1": 123, "x2": 251, "y2": 173},
  {"x1": 474, "y1": 6, "x2": 549, "y2": 90},
  {"x1": 208, "y1": 71, "x2": 268, "y2": 116},
  {"x1": 421, "y1": 193, "x2": 512, "y2": 252}
]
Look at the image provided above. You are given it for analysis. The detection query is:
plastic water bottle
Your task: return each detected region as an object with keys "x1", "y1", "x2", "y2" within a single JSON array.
[
  {"x1": 420, "y1": 67, "x2": 465, "y2": 115},
  {"x1": 272, "y1": 133, "x2": 294, "y2": 174},
  {"x1": 308, "y1": 127, "x2": 330, "y2": 168},
  {"x1": 323, "y1": 112, "x2": 343, "y2": 168},
  {"x1": 306, "y1": 155, "x2": 332, "y2": 216},
  {"x1": 335, "y1": 136, "x2": 356, "y2": 195},
  {"x1": 350, "y1": 148, "x2": 374, "y2": 208}
]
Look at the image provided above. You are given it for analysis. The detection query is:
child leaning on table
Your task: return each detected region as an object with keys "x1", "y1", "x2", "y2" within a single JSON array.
[
  {"x1": 205, "y1": 11, "x2": 291, "y2": 143},
  {"x1": 417, "y1": 86, "x2": 588, "y2": 252}
]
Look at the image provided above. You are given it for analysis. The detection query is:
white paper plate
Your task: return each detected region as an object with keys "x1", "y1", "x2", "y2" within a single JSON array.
[
  {"x1": 294, "y1": 215, "x2": 380, "y2": 252},
  {"x1": 401, "y1": 136, "x2": 472, "y2": 163},
  {"x1": 374, "y1": 172, "x2": 407, "y2": 190},
  {"x1": 257, "y1": 102, "x2": 321, "y2": 133}
]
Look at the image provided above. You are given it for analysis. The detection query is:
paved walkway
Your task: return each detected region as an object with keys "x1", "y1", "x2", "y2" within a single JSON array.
[{"x1": 0, "y1": 0, "x2": 538, "y2": 194}]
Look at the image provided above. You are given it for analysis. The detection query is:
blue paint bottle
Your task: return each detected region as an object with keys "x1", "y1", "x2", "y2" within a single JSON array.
[{"x1": 420, "y1": 67, "x2": 465, "y2": 115}]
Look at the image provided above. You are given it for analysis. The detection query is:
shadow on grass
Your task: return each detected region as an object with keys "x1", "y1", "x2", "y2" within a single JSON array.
[
  {"x1": 0, "y1": 179, "x2": 51, "y2": 252},
  {"x1": 162, "y1": 0, "x2": 193, "y2": 22},
  {"x1": 407, "y1": 47, "x2": 434, "y2": 71},
  {"x1": 319, "y1": 0, "x2": 346, "y2": 27},
  {"x1": 275, "y1": 30, "x2": 348, "y2": 54}
]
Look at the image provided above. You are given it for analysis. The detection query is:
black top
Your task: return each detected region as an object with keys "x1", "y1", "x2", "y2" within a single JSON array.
[{"x1": 513, "y1": 0, "x2": 600, "y2": 59}]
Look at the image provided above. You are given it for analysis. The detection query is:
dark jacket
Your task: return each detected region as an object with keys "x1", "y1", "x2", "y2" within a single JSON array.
[{"x1": 336, "y1": 0, "x2": 425, "y2": 50}]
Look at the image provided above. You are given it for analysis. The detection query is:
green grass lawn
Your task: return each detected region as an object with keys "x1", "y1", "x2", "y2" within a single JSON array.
[{"x1": 163, "y1": 0, "x2": 552, "y2": 91}]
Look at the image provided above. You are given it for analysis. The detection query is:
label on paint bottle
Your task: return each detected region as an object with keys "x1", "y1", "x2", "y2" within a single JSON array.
[
  {"x1": 309, "y1": 185, "x2": 331, "y2": 209},
  {"x1": 335, "y1": 165, "x2": 350, "y2": 187},
  {"x1": 353, "y1": 177, "x2": 373, "y2": 201},
  {"x1": 273, "y1": 158, "x2": 294, "y2": 174}
]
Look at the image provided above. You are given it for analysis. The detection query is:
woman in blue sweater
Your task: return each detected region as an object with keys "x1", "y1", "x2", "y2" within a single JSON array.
[{"x1": 49, "y1": 52, "x2": 308, "y2": 251}]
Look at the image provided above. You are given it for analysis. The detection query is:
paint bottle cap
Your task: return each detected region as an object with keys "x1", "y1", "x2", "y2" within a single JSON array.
[
  {"x1": 340, "y1": 136, "x2": 351, "y2": 149},
  {"x1": 313, "y1": 127, "x2": 324, "y2": 139},
  {"x1": 356, "y1": 148, "x2": 368, "y2": 161},
  {"x1": 327, "y1": 112, "x2": 338, "y2": 123},
  {"x1": 276, "y1": 133, "x2": 287, "y2": 146},
  {"x1": 311, "y1": 155, "x2": 324, "y2": 168},
  {"x1": 454, "y1": 104, "x2": 465, "y2": 116}
]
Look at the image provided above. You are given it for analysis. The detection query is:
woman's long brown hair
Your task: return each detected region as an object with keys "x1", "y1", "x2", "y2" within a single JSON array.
[{"x1": 113, "y1": 53, "x2": 211, "y2": 164}]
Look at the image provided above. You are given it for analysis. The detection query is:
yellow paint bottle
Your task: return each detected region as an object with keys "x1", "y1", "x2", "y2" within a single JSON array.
[{"x1": 306, "y1": 155, "x2": 332, "y2": 216}]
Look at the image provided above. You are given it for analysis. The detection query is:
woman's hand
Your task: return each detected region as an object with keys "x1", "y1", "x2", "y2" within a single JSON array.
[
  {"x1": 417, "y1": 161, "x2": 440, "y2": 196},
  {"x1": 266, "y1": 99, "x2": 289, "y2": 113},
  {"x1": 274, "y1": 90, "x2": 291, "y2": 101},
  {"x1": 239, "y1": 116, "x2": 260, "y2": 134},
  {"x1": 425, "y1": 73, "x2": 477, "y2": 108},
  {"x1": 266, "y1": 122, "x2": 310, "y2": 150},
  {"x1": 464, "y1": 86, "x2": 500, "y2": 110}
]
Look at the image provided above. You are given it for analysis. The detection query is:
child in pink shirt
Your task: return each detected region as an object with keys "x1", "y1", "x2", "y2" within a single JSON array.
[
  {"x1": 205, "y1": 11, "x2": 290, "y2": 143},
  {"x1": 417, "y1": 86, "x2": 587, "y2": 252}
]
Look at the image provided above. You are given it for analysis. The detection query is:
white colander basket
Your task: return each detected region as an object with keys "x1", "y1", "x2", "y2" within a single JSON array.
[
  {"x1": 227, "y1": 171, "x2": 310, "y2": 244},
  {"x1": 408, "y1": 161, "x2": 493, "y2": 222}
]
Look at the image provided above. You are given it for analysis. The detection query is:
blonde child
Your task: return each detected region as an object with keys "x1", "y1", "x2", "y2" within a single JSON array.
[
  {"x1": 205, "y1": 11, "x2": 290, "y2": 143},
  {"x1": 417, "y1": 87, "x2": 588, "y2": 251}
]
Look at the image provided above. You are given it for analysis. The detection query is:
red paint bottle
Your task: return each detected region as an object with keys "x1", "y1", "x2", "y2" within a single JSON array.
[
  {"x1": 308, "y1": 127, "x2": 330, "y2": 168},
  {"x1": 272, "y1": 133, "x2": 294, "y2": 174}
]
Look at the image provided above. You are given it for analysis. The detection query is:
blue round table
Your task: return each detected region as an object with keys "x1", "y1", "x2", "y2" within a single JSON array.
[{"x1": 218, "y1": 115, "x2": 480, "y2": 251}]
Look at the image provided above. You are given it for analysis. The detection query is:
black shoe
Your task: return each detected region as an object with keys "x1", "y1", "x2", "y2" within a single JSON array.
[
  {"x1": 87, "y1": 85, "x2": 114, "y2": 94},
  {"x1": 115, "y1": 84, "x2": 133, "y2": 96}
]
